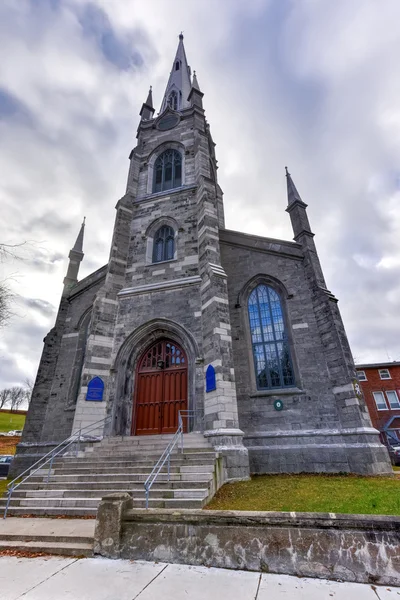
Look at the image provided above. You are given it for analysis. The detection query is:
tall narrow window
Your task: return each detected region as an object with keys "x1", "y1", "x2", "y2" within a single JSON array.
[
  {"x1": 248, "y1": 284, "x2": 294, "y2": 389},
  {"x1": 153, "y1": 149, "x2": 182, "y2": 193},
  {"x1": 153, "y1": 225, "x2": 175, "y2": 263}
]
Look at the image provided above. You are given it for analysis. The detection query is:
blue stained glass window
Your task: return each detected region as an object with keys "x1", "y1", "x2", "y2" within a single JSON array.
[{"x1": 248, "y1": 285, "x2": 294, "y2": 389}]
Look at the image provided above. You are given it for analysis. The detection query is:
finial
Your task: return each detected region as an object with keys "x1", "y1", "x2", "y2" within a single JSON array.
[
  {"x1": 83, "y1": 216, "x2": 86, "y2": 225},
  {"x1": 179, "y1": 31, "x2": 184, "y2": 40},
  {"x1": 285, "y1": 166, "x2": 290, "y2": 176}
]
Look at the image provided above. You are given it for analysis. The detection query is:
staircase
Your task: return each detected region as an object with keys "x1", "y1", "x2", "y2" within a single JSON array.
[{"x1": 0, "y1": 433, "x2": 220, "y2": 517}]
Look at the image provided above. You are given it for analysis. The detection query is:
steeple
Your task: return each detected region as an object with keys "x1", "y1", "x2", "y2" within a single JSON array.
[
  {"x1": 285, "y1": 168, "x2": 313, "y2": 239},
  {"x1": 286, "y1": 166, "x2": 305, "y2": 206},
  {"x1": 285, "y1": 168, "x2": 326, "y2": 287},
  {"x1": 160, "y1": 33, "x2": 192, "y2": 113},
  {"x1": 63, "y1": 218, "x2": 85, "y2": 295},
  {"x1": 139, "y1": 86, "x2": 155, "y2": 121}
]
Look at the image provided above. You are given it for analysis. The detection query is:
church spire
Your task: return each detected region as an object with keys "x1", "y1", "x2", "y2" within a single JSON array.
[
  {"x1": 72, "y1": 217, "x2": 85, "y2": 252},
  {"x1": 285, "y1": 166, "x2": 305, "y2": 206},
  {"x1": 139, "y1": 86, "x2": 155, "y2": 121},
  {"x1": 160, "y1": 33, "x2": 192, "y2": 113},
  {"x1": 63, "y1": 218, "x2": 85, "y2": 295}
]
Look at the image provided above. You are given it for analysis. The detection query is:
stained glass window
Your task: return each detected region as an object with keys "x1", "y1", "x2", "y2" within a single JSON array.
[
  {"x1": 152, "y1": 225, "x2": 175, "y2": 263},
  {"x1": 248, "y1": 285, "x2": 294, "y2": 389},
  {"x1": 153, "y1": 149, "x2": 182, "y2": 193}
]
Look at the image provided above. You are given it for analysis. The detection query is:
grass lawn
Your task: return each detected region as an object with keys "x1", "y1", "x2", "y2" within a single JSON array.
[
  {"x1": 0, "y1": 479, "x2": 8, "y2": 497},
  {"x1": 205, "y1": 474, "x2": 400, "y2": 516},
  {"x1": 0, "y1": 412, "x2": 25, "y2": 433}
]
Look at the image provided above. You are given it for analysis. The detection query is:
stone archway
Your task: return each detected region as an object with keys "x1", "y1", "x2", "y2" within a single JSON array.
[{"x1": 108, "y1": 318, "x2": 201, "y2": 437}]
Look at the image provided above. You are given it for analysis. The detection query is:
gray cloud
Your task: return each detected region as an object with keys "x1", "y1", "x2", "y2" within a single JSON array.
[{"x1": 1, "y1": 0, "x2": 400, "y2": 388}]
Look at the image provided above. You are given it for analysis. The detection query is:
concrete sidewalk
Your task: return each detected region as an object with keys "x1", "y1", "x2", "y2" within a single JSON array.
[{"x1": 0, "y1": 557, "x2": 399, "y2": 600}]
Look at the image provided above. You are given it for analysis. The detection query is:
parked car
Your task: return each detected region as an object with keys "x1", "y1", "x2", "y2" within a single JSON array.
[
  {"x1": 0, "y1": 455, "x2": 13, "y2": 477},
  {"x1": 387, "y1": 443, "x2": 400, "y2": 466},
  {"x1": 7, "y1": 430, "x2": 22, "y2": 436}
]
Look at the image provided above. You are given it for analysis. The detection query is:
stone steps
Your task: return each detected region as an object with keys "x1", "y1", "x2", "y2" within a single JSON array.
[
  {"x1": 10, "y1": 487, "x2": 208, "y2": 499},
  {"x1": 13, "y1": 479, "x2": 207, "y2": 491},
  {"x1": 38, "y1": 464, "x2": 215, "y2": 476},
  {"x1": 0, "y1": 517, "x2": 95, "y2": 557},
  {"x1": 1, "y1": 433, "x2": 219, "y2": 517}
]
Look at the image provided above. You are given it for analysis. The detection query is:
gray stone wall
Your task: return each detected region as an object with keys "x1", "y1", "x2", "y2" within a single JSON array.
[
  {"x1": 220, "y1": 228, "x2": 392, "y2": 475},
  {"x1": 10, "y1": 269, "x2": 106, "y2": 477},
  {"x1": 94, "y1": 502, "x2": 400, "y2": 586}
]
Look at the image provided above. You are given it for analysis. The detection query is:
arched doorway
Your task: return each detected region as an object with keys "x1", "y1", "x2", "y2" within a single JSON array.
[{"x1": 132, "y1": 339, "x2": 188, "y2": 435}]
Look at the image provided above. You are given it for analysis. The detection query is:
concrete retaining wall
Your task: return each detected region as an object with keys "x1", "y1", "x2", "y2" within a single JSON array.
[{"x1": 94, "y1": 495, "x2": 400, "y2": 586}]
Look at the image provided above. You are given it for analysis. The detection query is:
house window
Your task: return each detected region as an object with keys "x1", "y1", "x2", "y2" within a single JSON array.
[
  {"x1": 357, "y1": 370, "x2": 367, "y2": 381},
  {"x1": 153, "y1": 149, "x2": 182, "y2": 193},
  {"x1": 152, "y1": 225, "x2": 175, "y2": 263},
  {"x1": 386, "y1": 391, "x2": 400, "y2": 409},
  {"x1": 248, "y1": 284, "x2": 294, "y2": 389},
  {"x1": 167, "y1": 90, "x2": 178, "y2": 110},
  {"x1": 373, "y1": 391, "x2": 388, "y2": 411},
  {"x1": 379, "y1": 369, "x2": 391, "y2": 380}
]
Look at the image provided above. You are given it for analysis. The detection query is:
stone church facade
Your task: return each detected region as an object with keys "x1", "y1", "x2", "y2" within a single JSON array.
[{"x1": 13, "y1": 35, "x2": 391, "y2": 478}]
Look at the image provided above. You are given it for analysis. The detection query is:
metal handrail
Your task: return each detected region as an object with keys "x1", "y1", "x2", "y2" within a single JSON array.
[
  {"x1": 143, "y1": 409, "x2": 204, "y2": 509},
  {"x1": 3, "y1": 415, "x2": 111, "y2": 519}
]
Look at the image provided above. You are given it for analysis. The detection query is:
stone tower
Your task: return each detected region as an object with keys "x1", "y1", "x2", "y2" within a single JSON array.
[{"x1": 70, "y1": 34, "x2": 250, "y2": 480}]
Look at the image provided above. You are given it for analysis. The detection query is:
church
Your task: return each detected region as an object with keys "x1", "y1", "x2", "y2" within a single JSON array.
[{"x1": 13, "y1": 35, "x2": 391, "y2": 479}]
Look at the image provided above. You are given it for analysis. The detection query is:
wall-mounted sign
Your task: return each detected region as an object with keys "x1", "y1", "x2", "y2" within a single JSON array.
[
  {"x1": 157, "y1": 114, "x2": 180, "y2": 131},
  {"x1": 274, "y1": 399, "x2": 284, "y2": 411},
  {"x1": 206, "y1": 365, "x2": 216, "y2": 393},
  {"x1": 86, "y1": 376, "x2": 104, "y2": 402}
]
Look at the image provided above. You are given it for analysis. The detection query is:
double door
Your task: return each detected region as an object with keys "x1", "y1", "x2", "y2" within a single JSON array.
[{"x1": 133, "y1": 339, "x2": 188, "y2": 435}]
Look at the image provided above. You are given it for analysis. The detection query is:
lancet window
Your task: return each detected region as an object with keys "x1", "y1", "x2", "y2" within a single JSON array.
[{"x1": 248, "y1": 284, "x2": 295, "y2": 389}]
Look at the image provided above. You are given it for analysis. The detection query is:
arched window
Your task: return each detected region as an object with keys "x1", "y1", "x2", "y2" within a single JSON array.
[
  {"x1": 175, "y1": 61, "x2": 180, "y2": 71},
  {"x1": 153, "y1": 149, "x2": 182, "y2": 193},
  {"x1": 248, "y1": 284, "x2": 294, "y2": 389},
  {"x1": 153, "y1": 225, "x2": 175, "y2": 263},
  {"x1": 167, "y1": 90, "x2": 178, "y2": 110}
]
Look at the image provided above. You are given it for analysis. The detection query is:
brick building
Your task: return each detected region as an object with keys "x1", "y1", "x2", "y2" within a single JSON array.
[
  {"x1": 12, "y1": 35, "x2": 391, "y2": 479},
  {"x1": 356, "y1": 362, "x2": 400, "y2": 445}
]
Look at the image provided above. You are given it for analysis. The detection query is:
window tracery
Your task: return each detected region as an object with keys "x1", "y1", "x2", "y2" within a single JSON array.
[
  {"x1": 153, "y1": 149, "x2": 182, "y2": 193},
  {"x1": 152, "y1": 225, "x2": 175, "y2": 263}
]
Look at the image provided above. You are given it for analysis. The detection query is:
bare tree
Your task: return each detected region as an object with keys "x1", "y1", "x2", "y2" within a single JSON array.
[
  {"x1": 23, "y1": 378, "x2": 33, "y2": 408},
  {"x1": 0, "y1": 241, "x2": 27, "y2": 329},
  {"x1": 9, "y1": 386, "x2": 26, "y2": 412},
  {"x1": 0, "y1": 388, "x2": 11, "y2": 410}
]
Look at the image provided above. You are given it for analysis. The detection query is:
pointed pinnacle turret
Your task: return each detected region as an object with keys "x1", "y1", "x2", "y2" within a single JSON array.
[
  {"x1": 63, "y1": 219, "x2": 85, "y2": 295},
  {"x1": 192, "y1": 70, "x2": 201, "y2": 91},
  {"x1": 188, "y1": 69, "x2": 204, "y2": 109},
  {"x1": 140, "y1": 86, "x2": 155, "y2": 121},
  {"x1": 145, "y1": 86, "x2": 153, "y2": 108},
  {"x1": 160, "y1": 34, "x2": 192, "y2": 113},
  {"x1": 72, "y1": 217, "x2": 85, "y2": 252},
  {"x1": 285, "y1": 167, "x2": 305, "y2": 206}
]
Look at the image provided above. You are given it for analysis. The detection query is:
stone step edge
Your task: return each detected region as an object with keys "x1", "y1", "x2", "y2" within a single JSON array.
[
  {"x1": 0, "y1": 534, "x2": 93, "y2": 544},
  {"x1": 0, "y1": 540, "x2": 93, "y2": 557},
  {"x1": 11, "y1": 487, "x2": 209, "y2": 495}
]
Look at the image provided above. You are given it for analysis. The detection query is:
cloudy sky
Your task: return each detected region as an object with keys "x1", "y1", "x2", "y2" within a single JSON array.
[{"x1": 1, "y1": 0, "x2": 400, "y2": 389}]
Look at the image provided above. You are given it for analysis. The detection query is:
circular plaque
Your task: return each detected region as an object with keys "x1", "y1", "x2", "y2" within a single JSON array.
[
  {"x1": 274, "y1": 399, "x2": 284, "y2": 411},
  {"x1": 157, "y1": 114, "x2": 180, "y2": 131}
]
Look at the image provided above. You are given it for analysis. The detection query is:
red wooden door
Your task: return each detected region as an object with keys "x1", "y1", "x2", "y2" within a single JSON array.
[{"x1": 133, "y1": 340, "x2": 188, "y2": 435}]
